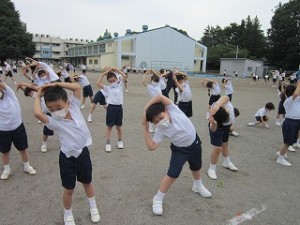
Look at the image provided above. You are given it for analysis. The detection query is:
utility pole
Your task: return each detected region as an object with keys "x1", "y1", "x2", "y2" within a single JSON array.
[{"x1": 235, "y1": 45, "x2": 239, "y2": 58}]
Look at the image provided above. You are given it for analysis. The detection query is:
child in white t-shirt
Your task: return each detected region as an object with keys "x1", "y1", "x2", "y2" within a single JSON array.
[
  {"x1": 143, "y1": 95, "x2": 211, "y2": 216},
  {"x1": 73, "y1": 74, "x2": 94, "y2": 110},
  {"x1": 248, "y1": 102, "x2": 275, "y2": 128},
  {"x1": 97, "y1": 67, "x2": 127, "y2": 152},
  {"x1": 0, "y1": 82, "x2": 36, "y2": 180},
  {"x1": 34, "y1": 82, "x2": 100, "y2": 225}
]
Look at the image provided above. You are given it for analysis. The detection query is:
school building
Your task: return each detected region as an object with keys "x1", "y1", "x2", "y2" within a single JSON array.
[
  {"x1": 66, "y1": 25, "x2": 207, "y2": 73},
  {"x1": 32, "y1": 34, "x2": 90, "y2": 62},
  {"x1": 220, "y1": 58, "x2": 265, "y2": 77}
]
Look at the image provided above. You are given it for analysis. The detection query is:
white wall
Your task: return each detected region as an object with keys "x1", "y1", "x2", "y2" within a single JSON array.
[{"x1": 135, "y1": 27, "x2": 195, "y2": 71}]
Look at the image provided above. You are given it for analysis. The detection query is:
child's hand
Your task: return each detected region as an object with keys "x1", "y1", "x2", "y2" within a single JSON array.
[
  {"x1": 142, "y1": 116, "x2": 149, "y2": 132},
  {"x1": 36, "y1": 86, "x2": 45, "y2": 98},
  {"x1": 16, "y1": 83, "x2": 23, "y2": 92}
]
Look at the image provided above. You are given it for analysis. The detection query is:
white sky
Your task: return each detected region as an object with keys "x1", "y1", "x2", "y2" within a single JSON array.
[{"x1": 12, "y1": 0, "x2": 290, "y2": 41}]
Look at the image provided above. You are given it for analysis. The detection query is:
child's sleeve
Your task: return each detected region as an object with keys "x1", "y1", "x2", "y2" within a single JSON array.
[
  {"x1": 70, "y1": 95, "x2": 81, "y2": 109},
  {"x1": 152, "y1": 131, "x2": 165, "y2": 144}
]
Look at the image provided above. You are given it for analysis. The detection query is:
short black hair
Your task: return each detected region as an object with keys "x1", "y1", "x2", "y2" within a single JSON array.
[
  {"x1": 159, "y1": 69, "x2": 165, "y2": 74},
  {"x1": 213, "y1": 107, "x2": 229, "y2": 126},
  {"x1": 207, "y1": 81, "x2": 214, "y2": 88},
  {"x1": 176, "y1": 75, "x2": 185, "y2": 81},
  {"x1": 37, "y1": 69, "x2": 46, "y2": 76},
  {"x1": 146, "y1": 102, "x2": 165, "y2": 122},
  {"x1": 285, "y1": 84, "x2": 296, "y2": 97},
  {"x1": 24, "y1": 87, "x2": 35, "y2": 97},
  {"x1": 44, "y1": 86, "x2": 68, "y2": 105},
  {"x1": 234, "y1": 107, "x2": 240, "y2": 117},
  {"x1": 107, "y1": 72, "x2": 117, "y2": 80},
  {"x1": 151, "y1": 74, "x2": 160, "y2": 82},
  {"x1": 265, "y1": 102, "x2": 275, "y2": 110}
]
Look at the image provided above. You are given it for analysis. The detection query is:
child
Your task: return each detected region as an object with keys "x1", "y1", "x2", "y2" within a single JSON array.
[
  {"x1": 222, "y1": 78, "x2": 234, "y2": 101},
  {"x1": 34, "y1": 82, "x2": 100, "y2": 224},
  {"x1": 166, "y1": 70, "x2": 178, "y2": 103},
  {"x1": 143, "y1": 95, "x2": 212, "y2": 216},
  {"x1": 0, "y1": 82, "x2": 36, "y2": 180},
  {"x1": 87, "y1": 89, "x2": 108, "y2": 123},
  {"x1": 73, "y1": 74, "x2": 93, "y2": 110},
  {"x1": 248, "y1": 102, "x2": 275, "y2": 128},
  {"x1": 97, "y1": 67, "x2": 127, "y2": 152},
  {"x1": 207, "y1": 96, "x2": 238, "y2": 180},
  {"x1": 152, "y1": 69, "x2": 169, "y2": 98},
  {"x1": 275, "y1": 83, "x2": 287, "y2": 126},
  {"x1": 173, "y1": 71, "x2": 193, "y2": 117},
  {"x1": 122, "y1": 65, "x2": 129, "y2": 93},
  {"x1": 276, "y1": 82, "x2": 300, "y2": 166},
  {"x1": 57, "y1": 68, "x2": 71, "y2": 83},
  {"x1": 201, "y1": 78, "x2": 221, "y2": 109},
  {"x1": 3, "y1": 61, "x2": 17, "y2": 85},
  {"x1": 142, "y1": 70, "x2": 162, "y2": 132}
]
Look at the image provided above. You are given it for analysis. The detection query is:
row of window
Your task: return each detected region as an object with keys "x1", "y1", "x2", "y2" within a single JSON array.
[
  {"x1": 69, "y1": 44, "x2": 106, "y2": 56},
  {"x1": 89, "y1": 59, "x2": 98, "y2": 65}
]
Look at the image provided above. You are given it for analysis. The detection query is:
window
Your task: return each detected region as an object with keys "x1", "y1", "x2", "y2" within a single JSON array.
[
  {"x1": 99, "y1": 44, "x2": 105, "y2": 53},
  {"x1": 121, "y1": 55, "x2": 129, "y2": 59},
  {"x1": 89, "y1": 59, "x2": 93, "y2": 64},
  {"x1": 94, "y1": 59, "x2": 98, "y2": 65},
  {"x1": 93, "y1": 45, "x2": 99, "y2": 54},
  {"x1": 247, "y1": 67, "x2": 252, "y2": 71},
  {"x1": 88, "y1": 46, "x2": 92, "y2": 54}
]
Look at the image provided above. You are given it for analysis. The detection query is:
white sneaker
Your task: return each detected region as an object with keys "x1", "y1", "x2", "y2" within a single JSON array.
[
  {"x1": 230, "y1": 131, "x2": 239, "y2": 137},
  {"x1": 40, "y1": 144, "x2": 47, "y2": 153},
  {"x1": 248, "y1": 122, "x2": 256, "y2": 126},
  {"x1": 117, "y1": 141, "x2": 124, "y2": 149},
  {"x1": 87, "y1": 114, "x2": 92, "y2": 123},
  {"x1": 207, "y1": 168, "x2": 217, "y2": 180},
  {"x1": 148, "y1": 127, "x2": 154, "y2": 133},
  {"x1": 293, "y1": 143, "x2": 300, "y2": 148},
  {"x1": 105, "y1": 144, "x2": 112, "y2": 152},
  {"x1": 24, "y1": 166, "x2": 37, "y2": 175},
  {"x1": 0, "y1": 169, "x2": 11, "y2": 180},
  {"x1": 90, "y1": 208, "x2": 100, "y2": 223},
  {"x1": 265, "y1": 124, "x2": 270, "y2": 129},
  {"x1": 152, "y1": 197, "x2": 163, "y2": 215},
  {"x1": 192, "y1": 183, "x2": 212, "y2": 198},
  {"x1": 275, "y1": 121, "x2": 282, "y2": 126},
  {"x1": 276, "y1": 157, "x2": 292, "y2": 167},
  {"x1": 64, "y1": 215, "x2": 76, "y2": 225},
  {"x1": 80, "y1": 105, "x2": 85, "y2": 110},
  {"x1": 223, "y1": 162, "x2": 238, "y2": 171},
  {"x1": 125, "y1": 89, "x2": 129, "y2": 93},
  {"x1": 276, "y1": 151, "x2": 287, "y2": 159},
  {"x1": 288, "y1": 146, "x2": 296, "y2": 152},
  {"x1": 37, "y1": 120, "x2": 42, "y2": 124}
]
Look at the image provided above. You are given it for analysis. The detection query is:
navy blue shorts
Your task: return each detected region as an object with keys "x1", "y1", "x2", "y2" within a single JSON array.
[
  {"x1": 92, "y1": 91, "x2": 106, "y2": 105},
  {"x1": 83, "y1": 84, "x2": 93, "y2": 97},
  {"x1": 278, "y1": 101, "x2": 285, "y2": 115},
  {"x1": 167, "y1": 134, "x2": 202, "y2": 178},
  {"x1": 0, "y1": 123, "x2": 28, "y2": 153},
  {"x1": 106, "y1": 104, "x2": 123, "y2": 127},
  {"x1": 82, "y1": 69, "x2": 86, "y2": 74},
  {"x1": 255, "y1": 116, "x2": 268, "y2": 122},
  {"x1": 64, "y1": 77, "x2": 71, "y2": 83},
  {"x1": 282, "y1": 118, "x2": 300, "y2": 145},
  {"x1": 43, "y1": 125, "x2": 54, "y2": 136},
  {"x1": 162, "y1": 88, "x2": 169, "y2": 98},
  {"x1": 178, "y1": 100, "x2": 193, "y2": 117},
  {"x1": 227, "y1": 94, "x2": 232, "y2": 102},
  {"x1": 5, "y1": 71, "x2": 12, "y2": 77},
  {"x1": 59, "y1": 147, "x2": 92, "y2": 190},
  {"x1": 209, "y1": 124, "x2": 231, "y2": 147},
  {"x1": 209, "y1": 95, "x2": 220, "y2": 106}
]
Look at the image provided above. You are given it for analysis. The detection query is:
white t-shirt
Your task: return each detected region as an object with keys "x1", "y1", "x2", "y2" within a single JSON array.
[
  {"x1": 225, "y1": 80, "x2": 234, "y2": 95},
  {"x1": 103, "y1": 79, "x2": 124, "y2": 105},
  {"x1": 38, "y1": 62, "x2": 59, "y2": 82},
  {"x1": 77, "y1": 75, "x2": 90, "y2": 87},
  {"x1": 153, "y1": 103, "x2": 196, "y2": 147},
  {"x1": 61, "y1": 70, "x2": 69, "y2": 79},
  {"x1": 222, "y1": 101, "x2": 235, "y2": 126},
  {"x1": 211, "y1": 82, "x2": 221, "y2": 96},
  {"x1": 46, "y1": 96, "x2": 92, "y2": 158},
  {"x1": 159, "y1": 77, "x2": 167, "y2": 90},
  {"x1": 284, "y1": 96, "x2": 300, "y2": 119},
  {"x1": 147, "y1": 83, "x2": 162, "y2": 98},
  {"x1": 0, "y1": 85, "x2": 22, "y2": 131},
  {"x1": 175, "y1": 81, "x2": 192, "y2": 102},
  {"x1": 5, "y1": 64, "x2": 11, "y2": 73},
  {"x1": 34, "y1": 76, "x2": 51, "y2": 87},
  {"x1": 255, "y1": 107, "x2": 268, "y2": 117},
  {"x1": 80, "y1": 64, "x2": 86, "y2": 70}
]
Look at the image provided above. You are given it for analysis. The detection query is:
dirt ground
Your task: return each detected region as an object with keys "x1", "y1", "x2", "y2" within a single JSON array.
[{"x1": 0, "y1": 71, "x2": 299, "y2": 225}]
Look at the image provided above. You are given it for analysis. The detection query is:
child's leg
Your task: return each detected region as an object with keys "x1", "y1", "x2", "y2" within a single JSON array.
[
  {"x1": 157, "y1": 175, "x2": 176, "y2": 193},
  {"x1": 89, "y1": 96, "x2": 93, "y2": 103},
  {"x1": 106, "y1": 126, "x2": 113, "y2": 143},
  {"x1": 19, "y1": 149, "x2": 36, "y2": 174},
  {"x1": 89, "y1": 103, "x2": 96, "y2": 115},
  {"x1": 221, "y1": 142, "x2": 237, "y2": 170},
  {"x1": 191, "y1": 170, "x2": 212, "y2": 197},
  {"x1": 208, "y1": 146, "x2": 221, "y2": 179},
  {"x1": 276, "y1": 144, "x2": 292, "y2": 166},
  {"x1": 116, "y1": 126, "x2": 123, "y2": 141},
  {"x1": 82, "y1": 97, "x2": 86, "y2": 106},
  {"x1": 63, "y1": 188, "x2": 74, "y2": 210},
  {"x1": 2, "y1": 152, "x2": 9, "y2": 166}
]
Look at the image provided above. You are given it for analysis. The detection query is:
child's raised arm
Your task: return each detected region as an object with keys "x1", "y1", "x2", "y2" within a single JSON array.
[
  {"x1": 0, "y1": 82, "x2": 7, "y2": 91},
  {"x1": 16, "y1": 83, "x2": 38, "y2": 92},
  {"x1": 34, "y1": 87, "x2": 48, "y2": 124},
  {"x1": 44, "y1": 82, "x2": 81, "y2": 99},
  {"x1": 144, "y1": 95, "x2": 172, "y2": 111},
  {"x1": 173, "y1": 73, "x2": 183, "y2": 93},
  {"x1": 96, "y1": 68, "x2": 111, "y2": 88},
  {"x1": 292, "y1": 81, "x2": 300, "y2": 100}
]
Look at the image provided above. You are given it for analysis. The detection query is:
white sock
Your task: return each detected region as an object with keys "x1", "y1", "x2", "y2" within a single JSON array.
[
  {"x1": 194, "y1": 179, "x2": 203, "y2": 186},
  {"x1": 155, "y1": 190, "x2": 165, "y2": 201},
  {"x1": 278, "y1": 154, "x2": 284, "y2": 160},
  {"x1": 223, "y1": 156, "x2": 231, "y2": 164},
  {"x1": 23, "y1": 161, "x2": 30, "y2": 169},
  {"x1": 297, "y1": 139, "x2": 300, "y2": 144},
  {"x1": 64, "y1": 208, "x2": 73, "y2": 218},
  {"x1": 88, "y1": 196, "x2": 97, "y2": 209},
  {"x1": 88, "y1": 113, "x2": 92, "y2": 117},
  {"x1": 3, "y1": 164, "x2": 10, "y2": 171},
  {"x1": 209, "y1": 163, "x2": 216, "y2": 170},
  {"x1": 42, "y1": 141, "x2": 47, "y2": 146}
]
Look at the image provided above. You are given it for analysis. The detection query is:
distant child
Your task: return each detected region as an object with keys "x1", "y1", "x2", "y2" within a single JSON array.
[
  {"x1": 12, "y1": 63, "x2": 18, "y2": 76},
  {"x1": 143, "y1": 95, "x2": 211, "y2": 216},
  {"x1": 3, "y1": 61, "x2": 17, "y2": 85},
  {"x1": 57, "y1": 68, "x2": 71, "y2": 83},
  {"x1": 207, "y1": 96, "x2": 239, "y2": 180},
  {"x1": 142, "y1": 70, "x2": 162, "y2": 132},
  {"x1": 87, "y1": 89, "x2": 108, "y2": 123},
  {"x1": 173, "y1": 71, "x2": 193, "y2": 117},
  {"x1": 222, "y1": 77, "x2": 234, "y2": 101},
  {"x1": 73, "y1": 74, "x2": 93, "y2": 110},
  {"x1": 276, "y1": 82, "x2": 300, "y2": 166},
  {"x1": 248, "y1": 102, "x2": 275, "y2": 128},
  {"x1": 97, "y1": 67, "x2": 127, "y2": 152},
  {"x1": 275, "y1": 83, "x2": 287, "y2": 126},
  {"x1": 166, "y1": 70, "x2": 178, "y2": 103},
  {"x1": 152, "y1": 69, "x2": 169, "y2": 98},
  {"x1": 0, "y1": 82, "x2": 36, "y2": 180},
  {"x1": 122, "y1": 65, "x2": 129, "y2": 93},
  {"x1": 34, "y1": 82, "x2": 100, "y2": 224},
  {"x1": 201, "y1": 78, "x2": 221, "y2": 109}
]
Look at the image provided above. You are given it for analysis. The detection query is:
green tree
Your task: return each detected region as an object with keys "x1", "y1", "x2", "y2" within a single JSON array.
[
  {"x1": 268, "y1": 0, "x2": 300, "y2": 70},
  {"x1": 0, "y1": 0, "x2": 35, "y2": 64}
]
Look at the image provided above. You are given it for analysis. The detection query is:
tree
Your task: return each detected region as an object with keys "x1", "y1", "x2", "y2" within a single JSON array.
[
  {"x1": 0, "y1": 0, "x2": 35, "y2": 64},
  {"x1": 268, "y1": 0, "x2": 300, "y2": 70}
]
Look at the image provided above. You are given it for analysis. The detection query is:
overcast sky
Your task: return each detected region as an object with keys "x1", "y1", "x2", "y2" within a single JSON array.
[{"x1": 13, "y1": 0, "x2": 289, "y2": 41}]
